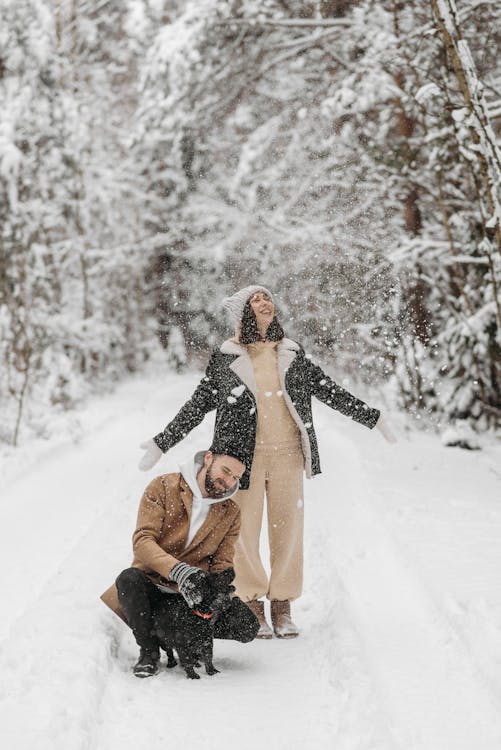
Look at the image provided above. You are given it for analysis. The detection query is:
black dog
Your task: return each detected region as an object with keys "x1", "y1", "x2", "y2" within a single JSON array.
[{"x1": 152, "y1": 567, "x2": 237, "y2": 679}]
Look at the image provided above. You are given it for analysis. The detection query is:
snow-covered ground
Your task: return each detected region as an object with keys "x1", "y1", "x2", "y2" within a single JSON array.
[{"x1": 1, "y1": 368, "x2": 501, "y2": 750}]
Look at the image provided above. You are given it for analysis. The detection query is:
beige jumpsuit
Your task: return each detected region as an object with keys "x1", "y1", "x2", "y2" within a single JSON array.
[{"x1": 233, "y1": 341, "x2": 305, "y2": 602}]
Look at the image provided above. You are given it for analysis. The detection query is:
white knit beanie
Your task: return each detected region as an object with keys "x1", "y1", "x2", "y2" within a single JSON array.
[{"x1": 222, "y1": 285, "x2": 274, "y2": 324}]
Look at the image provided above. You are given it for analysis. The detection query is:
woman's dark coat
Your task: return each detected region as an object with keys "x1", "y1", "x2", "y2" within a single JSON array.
[{"x1": 154, "y1": 338, "x2": 380, "y2": 490}]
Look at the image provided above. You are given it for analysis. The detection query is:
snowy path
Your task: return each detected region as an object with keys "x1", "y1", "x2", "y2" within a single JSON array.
[
  {"x1": 315, "y1": 423, "x2": 501, "y2": 749},
  {"x1": 1, "y1": 370, "x2": 501, "y2": 750}
]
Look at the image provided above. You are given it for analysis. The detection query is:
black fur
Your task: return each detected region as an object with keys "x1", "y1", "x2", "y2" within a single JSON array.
[{"x1": 152, "y1": 567, "x2": 236, "y2": 679}]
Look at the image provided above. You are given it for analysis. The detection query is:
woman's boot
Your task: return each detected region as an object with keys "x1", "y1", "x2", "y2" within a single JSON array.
[
  {"x1": 270, "y1": 600, "x2": 299, "y2": 638},
  {"x1": 247, "y1": 600, "x2": 273, "y2": 639}
]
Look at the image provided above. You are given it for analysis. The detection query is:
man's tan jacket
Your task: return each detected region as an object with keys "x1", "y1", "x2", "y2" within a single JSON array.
[{"x1": 100, "y1": 473, "x2": 241, "y2": 621}]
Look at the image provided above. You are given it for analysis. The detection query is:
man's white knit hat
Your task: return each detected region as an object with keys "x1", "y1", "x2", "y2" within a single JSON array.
[{"x1": 222, "y1": 285, "x2": 274, "y2": 324}]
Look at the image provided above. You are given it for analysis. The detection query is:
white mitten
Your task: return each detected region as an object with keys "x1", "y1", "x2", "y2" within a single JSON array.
[
  {"x1": 375, "y1": 414, "x2": 397, "y2": 444},
  {"x1": 138, "y1": 439, "x2": 163, "y2": 471}
]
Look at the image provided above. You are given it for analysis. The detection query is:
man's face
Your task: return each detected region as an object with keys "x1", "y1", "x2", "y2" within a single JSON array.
[{"x1": 204, "y1": 454, "x2": 245, "y2": 498}]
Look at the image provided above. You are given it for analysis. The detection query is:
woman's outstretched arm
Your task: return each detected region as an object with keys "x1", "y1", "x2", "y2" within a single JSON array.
[
  {"x1": 152, "y1": 351, "x2": 220, "y2": 453},
  {"x1": 306, "y1": 357, "x2": 380, "y2": 429}
]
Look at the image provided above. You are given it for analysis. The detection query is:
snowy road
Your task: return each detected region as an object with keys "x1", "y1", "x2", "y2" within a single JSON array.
[{"x1": 1, "y1": 370, "x2": 501, "y2": 750}]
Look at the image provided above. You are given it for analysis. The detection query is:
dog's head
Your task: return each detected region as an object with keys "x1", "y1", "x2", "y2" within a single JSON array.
[{"x1": 197, "y1": 567, "x2": 236, "y2": 616}]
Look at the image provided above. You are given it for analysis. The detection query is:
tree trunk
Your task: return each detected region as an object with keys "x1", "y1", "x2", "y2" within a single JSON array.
[{"x1": 430, "y1": 0, "x2": 501, "y2": 257}]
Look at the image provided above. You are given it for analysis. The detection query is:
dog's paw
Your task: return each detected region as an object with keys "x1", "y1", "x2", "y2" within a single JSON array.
[
  {"x1": 185, "y1": 667, "x2": 200, "y2": 679},
  {"x1": 206, "y1": 666, "x2": 220, "y2": 676}
]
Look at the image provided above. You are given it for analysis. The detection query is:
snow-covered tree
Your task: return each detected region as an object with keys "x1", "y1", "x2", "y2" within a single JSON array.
[
  {"x1": 136, "y1": 0, "x2": 398, "y2": 372},
  {"x1": 0, "y1": 0, "x2": 154, "y2": 444},
  {"x1": 137, "y1": 0, "x2": 500, "y2": 430},
  {"x1": 2, "y1": 0, "x2": 499, "y2": 444}
]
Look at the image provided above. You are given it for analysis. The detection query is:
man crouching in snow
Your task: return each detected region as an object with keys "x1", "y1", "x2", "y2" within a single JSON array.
[{"x1": 101, "y1": 448, "x2": 259, "y2": 677}]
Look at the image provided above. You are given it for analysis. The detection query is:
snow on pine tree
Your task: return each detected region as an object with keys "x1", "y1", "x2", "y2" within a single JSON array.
[
  {"x1": 429, "y1": 0, "x2": 501, "y2": 435},
  {"x1": 300, "y1": 0, "x2": 501, "y2": 433},
  {"x1": 0, "y1": 0, "x2": 153, "y2": 444},
  {"x1": 0, "y1": 0, "x2": 68, "y2": 444},
  {"x1": 2, "y1": 0, "x2": 499, "y2": 445},
  {"x1": 136, "y1": 0, "x2": 398, "y2": 377},
  {"x1": 379, "y1": 0, "x2": 501, "y2": 433},
  {"x1": 138, "y1": 0, "x2": 499, "y2": 431}
]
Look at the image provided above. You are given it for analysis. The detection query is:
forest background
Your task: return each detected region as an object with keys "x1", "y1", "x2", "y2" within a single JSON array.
[{"x1": 1, "y1": 0, "x2": 500, "y2": 448}]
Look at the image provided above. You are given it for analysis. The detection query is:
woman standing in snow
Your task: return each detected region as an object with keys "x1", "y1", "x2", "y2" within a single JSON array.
[{"x1": 139, "y1": 286, "x2": 394, "y2": 637}]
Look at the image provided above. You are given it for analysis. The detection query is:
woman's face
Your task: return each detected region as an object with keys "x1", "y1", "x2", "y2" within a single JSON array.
[{"x1": 249, "y1": 291, "x2": 275, "y2": 329}]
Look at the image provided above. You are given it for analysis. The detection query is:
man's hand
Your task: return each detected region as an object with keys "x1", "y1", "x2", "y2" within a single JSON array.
[
  {"x1": 375, "y1": 414, "x2": 397, "y2": 444},
  {"x1": 168, "y1": 562, "x2": 210, "y2": 608},
  {"x1": 138, "y1": 439, "x2": 163, "y2": 471}
]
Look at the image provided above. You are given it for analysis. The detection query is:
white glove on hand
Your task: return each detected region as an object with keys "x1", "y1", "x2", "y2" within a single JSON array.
[
  {"x1": 138, "y1": 439, "x2": 163, "y2": 471},
  {"x1": 375, "y1": 414, "x2": 397, "y2": 444}
]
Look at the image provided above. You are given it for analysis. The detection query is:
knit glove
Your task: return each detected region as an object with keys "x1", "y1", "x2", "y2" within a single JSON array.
[
  {"x1": 168, "y1": 562, "x2": 209, "y2": 608},
  {"x1": 138, "y1": 439, "x2": 163, "y2": 471},
  {"x1": 375, "y1": 414, "x2": 397, "y2": 444}
]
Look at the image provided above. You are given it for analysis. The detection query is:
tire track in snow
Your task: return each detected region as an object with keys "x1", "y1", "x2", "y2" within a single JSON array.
[
  {"x1": 0, "y1": 502, "x2": 128, "y2": 750},
  {"x1": 92, "y1": 519, "x2": 398, "y2": 750},
  {"x1": 3, "y1": 372, "x2": 500, "y2": 749},
  {"x1": 0, "y1": 372, "x2": 202, "y2": 749},
  {"x1": 301, "y1": 522, "x2": 403, "y2": 750},
  {"x1": 0, "y1": 372, "x2": 345, "y2": 750},
  {"x1": 89, "y1": 425, "x2": 399, "y2": 750},
  {"x1": 360, "y1": 432, "x2": 501, "y2": 714},
  {"x1": 315, "y1": 419, "x2": 501, "y2": 750},
  {"x1": 0, "y1": 373, "x2": 195, "y2": 644},
  {"x1": 91, "y1": 497, "x2": 353, "y2": 750}
]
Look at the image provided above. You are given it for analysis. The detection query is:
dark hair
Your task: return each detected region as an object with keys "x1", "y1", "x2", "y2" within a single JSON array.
[
  {"x1": 208, "y1": 444, "x2": 247, "y2": 467},
  {"x1": 239, "y1": 300, "x2": 285, "y2": 344}
]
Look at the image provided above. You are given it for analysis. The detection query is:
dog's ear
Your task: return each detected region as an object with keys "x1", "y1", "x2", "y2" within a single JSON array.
[{"x1": 215, "y1": 567, "x2": 235, "y2": 588}]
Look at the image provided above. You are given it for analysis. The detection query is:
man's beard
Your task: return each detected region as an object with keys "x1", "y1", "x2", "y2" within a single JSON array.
[{"x1": 205, "y1": 461, "x2": 229, "y2": 498}]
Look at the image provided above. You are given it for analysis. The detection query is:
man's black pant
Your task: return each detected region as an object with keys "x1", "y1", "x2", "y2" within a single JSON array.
[{"x1": 116, "y1": 568, "x2": 258, "y2": 651}]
